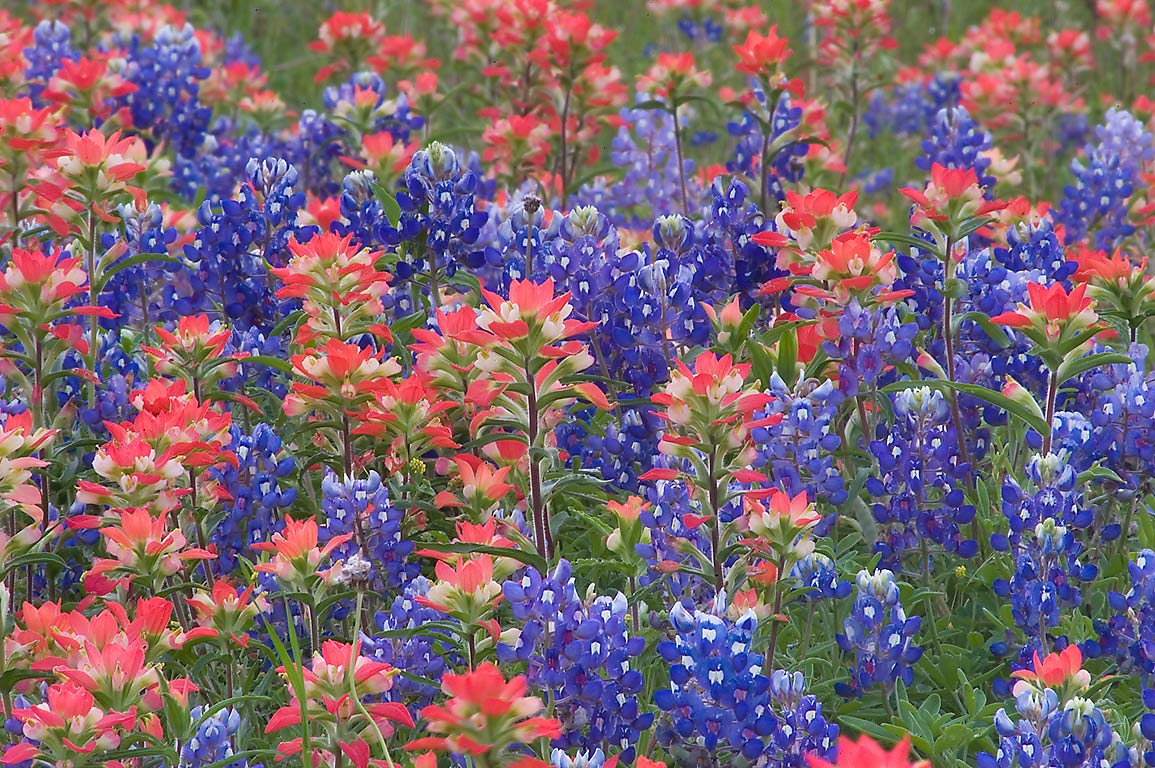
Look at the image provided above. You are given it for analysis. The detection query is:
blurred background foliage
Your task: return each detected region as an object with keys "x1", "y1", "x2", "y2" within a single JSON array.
[{"x1": 187, "y1": 0, "x2": 1099, "y2": 109}]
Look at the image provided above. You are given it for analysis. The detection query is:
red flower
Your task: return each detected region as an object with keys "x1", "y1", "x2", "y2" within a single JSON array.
[
  {"x1": 417, "y1": 555, "x2": 503, "y2": 618},
  {"x1": 476, "y1": 278, "x2": 597, "y2": 345},
  {"x1": 89, "y1": 508, "x2": 214, "y2": 588},
  {"x1": 990, "y1": 282, "x2": 1098, "y2": 340},
  {"x1": 253, "y1": 516, "x2": 353, "y2": 588},
  {"x1": 801, "y1": 231, "x2": 911, "y2": 305},
  {"x1": 637, "y1": 52, "x2": 712, "y2": 98},
  {"x1": 733, "y1": 26, "x2": 793, "y2": 80},
  {"x1": 1010, "y1": 645, "x2": 1091, "y2": 696},
  {"x1": 4, "y1": 681, "x2": 135, "y2": 764},
  {"x1": 433, "y1": 455, "x2": 514, "y2": 513},
  {"x1": 186, "y1": 579, "x2": 267, "y2": 648},
  {"x1": 49, "y1": 128, "x2": 148, "y2": 189},
  {"x1": 405, "y1": 663, "x2": 561, "y2": 759},
  {"x1": 807, "y1": 735, "x2": 928, "y2": 768},
  {"x1": 899, "y1": 163, "x2": 1004, "y2": 225},
  {"x1": 285, "y1": 339, "x2": 400, "y2": 416}
]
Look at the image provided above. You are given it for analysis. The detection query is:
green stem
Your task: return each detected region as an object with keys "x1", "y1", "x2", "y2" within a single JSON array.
[
  {"x1": 801, "y1": 601, "x2": 816, "y2": 652},
  {"x1": 764, "y1": 555, "x2": 788, "y2": 671},
  {"x1": 1042, "y1": 368, "x2": 1059, "y2": 456},
  {"x1": 671, "y1": 104, "x2": 690, "y2": 216},
  {"x1": 707, "y1": 449, "x2": 723, "y2": 593},
  {"x1": 85, "y1": 208, "x2": 100, "y2": 409},
  {"x1": 350, "y1": 592, "x2": 396, "y2": 767},
  {"x1": 526, "y1": 368, "x2": 550, "y2": 560}
]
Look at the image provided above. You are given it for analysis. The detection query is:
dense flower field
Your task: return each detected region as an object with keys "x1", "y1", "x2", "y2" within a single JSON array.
[{"x1": 6, "y1": 0, "x2": 1155, "y2": 766}]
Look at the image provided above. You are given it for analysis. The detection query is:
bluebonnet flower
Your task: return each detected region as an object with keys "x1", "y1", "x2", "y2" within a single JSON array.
[
  {"x1": 177, "y1": 157, "x2": 311, "y2": 328},
  {"x1": 858, "y1": 167, "x2": 895, "y2": 196},
  {"x1": 575, "y1": 105, "x2": 693, "y2": 228},
  {"x1": 995, "y1": 454, "x2": 1094, "y2": 549},
  {"x1": 956, "y1": 246, "x2": 1048, "y2": 395},
  {"x1": 23, "y1": 21, "x2": 79, "y2": 103},
  {"x1": 223, "y1": 32, "x2": 261, "y2": 68},
  {"x1": 499, "y1": 561, "x2": 652, "y2": 761},
  {"x1": 1058, "y1": 108, "x2": 1154, "y2": 249},
  {"x1": 654, "y1": 602, "x2": 777, "y2": 761},
  {"x1": 644, "y1": 213, "x2": 727, "y2": 347},
  {"x1": 334, "y1": 169, "x2": 386, "y2": 248},
  {"x1": 675, "y1": 15, "x2": 723, "y2": 43},
  {"x1": 551, "y1": 748, "x2": 606, "y2": 768},
  {"x1": 915, "y1": 106, "x2": 995, "y2": 189},
  {"x1": 992, "y1": 454, "x2": 1098, "y2": 649},
  {"x1": 978, "y1": 684, "x2": 1135, "y2": 768},
  {"x1": 363, "y1": 576, "x2": 455, "y2": 708},
  {"x1": 702, "y1": 179, "x2": 784, "y2": 302},
  {"x1": 287, "y1": 108, "x2": 346, "y2": 198},
  {"x1": 99, "y1": 203, "x2": 181, "y2": 328},
  {"x1": 541, "y1": 205, "x2": 617, "y2": 318},
  {"x1": 1084, "y1": 347, "x2": 1155, "y2": 493},
  {"x1": 790, "y1": 553, "x2": 851, "y2": 602},
  {"x1": 180, "y1": 707, "x2": 245, "y2": 768},
  {"x1": 318, "y1": 470, "x2": 417, "y2": 593},
  {"x1": 867, "y1": 386, "x2": 979, "y2": 571},
  {"x1": 1098, "y1": 550, "x2": 1155, "y2": 681},
  {"x1": 120, "y1": 24, "x2": 212, "y2": 163},
  {"x1": 836, "y1": 569, "x2": 923, "y2": 697},
  {"x1": 494, "y1": 186, "x2": 558, "y2": 288},
  {"x1": 641, "y1": 474, "x2": 727, "y2": 600},
  {"x1": 865, "y1": 74, "x2": 961, "y2": 139},
  {"x1": 754, "y1": 376, "x2": 846, "y2": 508},
  {"x1": 222, "y1": 326, "x2": 290, "y2": 401},
  {"x1": 555, "y1": 405, "x2": 663, "y2": 492},
  {"x1": 173, "y1": 119, "x2": 293, "y2": 204},
  {"x1": 727, "y1": 88, "x2": 805, "y2": 208},
  {"x1": 533, "y1": 207, "x2": 698, "y2": 395},
  {"x1": 820, "y1": 301, "x2": 917, "y2": 399},
  {"x1": 208, "y1": 424, "x2": 296, "y2": 574},
  {"x1": 764, "y1": 670, "x2": 839, "y2": 767},
  {"x1": 379, "y1": 142, "x2": 491, "y2": 305},
  {"x1": 996, "y1": 214, "x2": 1072, "y2": 281}
]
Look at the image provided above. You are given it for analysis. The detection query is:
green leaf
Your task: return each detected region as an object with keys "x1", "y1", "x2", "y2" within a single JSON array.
[
  {"x1": 839, "y1": 716, "x2": 907, "y2": 744},
  {"x1": 884, "y1": 379, "x2": 1048, "y2": 435},
  {"x1": 96, "y1": 253, "x2": 183, "y2": 292},
  {"x1": 632, "y1": 99, "x2": 670, "y2": 111},
  {"x1": 955, "y1": 215, "x2": 996, "y2": 240},
  {"x1": 748, "y1": 339, "x2": 775, "y2": 389},
  {"x1": 1076, "y1": 462, "x2": 1124, "y2": 486},
  {"x1": 270, "y1": 309, "x2": 305, "y2": 339},
  {"x1": 0, "y1": 669, "x2": 53, "y2": 691},
  {"x1": 873, "y1": 231, "x2": 939, "y2": 256},
  {"x1": 0, "y1": 552, "x2": 66, "y2": 581},
  {"x1": 777, "y1": 327, "x2": 798, "y2": 388},
  {"x1": 942, "y1": 277, "x2": 968, "y2": 299},
  {"x1": 243, "y1": 354, "x2": 294, "y2": 375},
  {"x1": 371, "y1": 183, "x2": 402, "y2": 227},
  {"x1": 1054, "y1": 351, "x2": 1133, "y2": 386},
  {"x1": 956, "y1": 311, "x2": 1012, "y2": 348}
]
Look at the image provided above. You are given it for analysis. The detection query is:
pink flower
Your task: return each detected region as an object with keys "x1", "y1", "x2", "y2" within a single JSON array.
[
  {"x1": 807, "y1": 735, "x2": 928, "y2": 768},
  {"x1": 253, "y1": 516, "x2": 353, "y2": 587}
]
